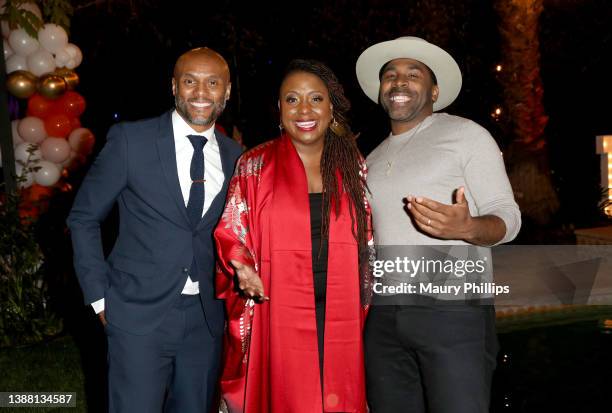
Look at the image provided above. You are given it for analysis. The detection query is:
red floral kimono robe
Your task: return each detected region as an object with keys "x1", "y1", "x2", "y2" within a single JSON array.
[{"x1": 214, "y1": 135, "x2": 371, "y2": 413}]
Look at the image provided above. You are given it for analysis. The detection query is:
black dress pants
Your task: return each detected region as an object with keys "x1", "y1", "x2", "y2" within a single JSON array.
[{"x1": 365, "y1": 304, "x2": 498, "y2": 413}]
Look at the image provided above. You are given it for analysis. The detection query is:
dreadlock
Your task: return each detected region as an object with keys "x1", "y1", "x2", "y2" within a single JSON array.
[{"x1": 282, "y1": 59, "x2": 370, "y2": 296}]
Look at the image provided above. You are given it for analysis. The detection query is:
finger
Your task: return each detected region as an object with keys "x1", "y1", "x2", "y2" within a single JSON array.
[
  {"x1": 409, "y1": 203, "x2": 436, "y2": 228},
  {"x1": 413, "y1": 196, "x2": 446, "y2": 213},
  {"x1": 410, "y1": 200, "x2": 446, "y2": 224},
  {"x1": 455, "y1": 187, "x2": 467, "y2": 205},
  {"x1": 412, "y1": 212, "x2": 441, "y2": 237},
  {"x1": 230, "y1": 259, "x2": 244, "y2": 270},
  {"x1": 254, "y1": 295, "x2": 270, "y2": 304}
]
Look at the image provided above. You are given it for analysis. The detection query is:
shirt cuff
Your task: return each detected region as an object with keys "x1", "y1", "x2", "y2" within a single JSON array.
[{"x1": 91, "y1": 298, "x2": 105, "y2": 314}]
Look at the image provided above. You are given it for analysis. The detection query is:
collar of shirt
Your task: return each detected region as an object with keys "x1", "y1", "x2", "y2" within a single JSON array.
[{"x1": 171, "y1": 110, "x2": 218, "y2": 150}]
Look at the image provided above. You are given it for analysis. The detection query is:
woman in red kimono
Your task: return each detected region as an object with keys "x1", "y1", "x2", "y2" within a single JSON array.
[{"x1": 214, "y1": 59, "x2": 373, "y2": 413}]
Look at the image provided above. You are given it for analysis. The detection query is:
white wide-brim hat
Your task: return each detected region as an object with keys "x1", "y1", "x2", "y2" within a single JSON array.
[{"x1": 356, "y1": 36, "x2": 462, "y2": 111}]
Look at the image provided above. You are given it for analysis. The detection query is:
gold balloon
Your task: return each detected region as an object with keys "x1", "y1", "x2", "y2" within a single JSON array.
[
  {"x1": 53, "y1": 67, "x2": 79, "y2": 90},
  {"x1": 6, "y1": 70, "x2": 38, "y2": 99},
  {"x1": 38, "y1": 74, "x2": 68, "y2": 99}
]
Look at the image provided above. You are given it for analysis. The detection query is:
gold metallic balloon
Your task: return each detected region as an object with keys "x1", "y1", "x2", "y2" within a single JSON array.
[
  {"x1": 38, "y1": 74, "x2": 68, "y2": 99},
  {"x1": 6, "y1": 70, "x2": 38, "y2": 99},
  {"x1": 53, "y1": 67, "x2": 79, "y2": 90}
]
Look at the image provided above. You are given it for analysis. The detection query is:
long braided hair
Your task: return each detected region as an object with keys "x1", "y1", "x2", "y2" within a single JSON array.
[{"x1": 282, "y1": 59, "x2": 370, "y2": 297}]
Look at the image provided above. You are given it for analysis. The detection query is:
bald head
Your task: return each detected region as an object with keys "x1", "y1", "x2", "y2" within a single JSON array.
[
  {"x1": 172, "y1": 47, "x2": 231, "y2": 132},
  {"x1": 174, "y1": 47, "x2": 230, "y2": 82}
]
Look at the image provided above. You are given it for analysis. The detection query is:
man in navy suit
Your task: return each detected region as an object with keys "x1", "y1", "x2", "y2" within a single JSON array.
[{"x1": 68, "y1": 47, "x2": 242, "y2": 413}]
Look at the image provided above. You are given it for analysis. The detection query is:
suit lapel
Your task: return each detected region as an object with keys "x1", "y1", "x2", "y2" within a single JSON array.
[{"x1": 156, "y1": 111, "x2": 191, "y2": 228}]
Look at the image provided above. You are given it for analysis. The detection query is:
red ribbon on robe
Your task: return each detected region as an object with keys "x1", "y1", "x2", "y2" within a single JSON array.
[{"x1": 215, "y1": 135, "x2": 368, "y2": 412}]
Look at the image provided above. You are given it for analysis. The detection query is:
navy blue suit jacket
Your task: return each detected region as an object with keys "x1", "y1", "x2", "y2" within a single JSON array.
[{"x1": 67, "y1": 111, "x2": 242, "y2": 336}]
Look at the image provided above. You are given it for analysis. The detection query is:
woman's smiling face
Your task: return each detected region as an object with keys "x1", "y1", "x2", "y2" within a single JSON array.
[{"x1": 280, "y1": 71, "x2": 332, "y2": 149}]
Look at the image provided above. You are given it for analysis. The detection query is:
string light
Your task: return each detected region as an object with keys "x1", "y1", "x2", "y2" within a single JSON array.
[
  {"x1": 491, "y1": 106, "x2": 502, "y2": 121},
  {"x1": 495, "y1": 64, "x2": 503, "y2": 72}
]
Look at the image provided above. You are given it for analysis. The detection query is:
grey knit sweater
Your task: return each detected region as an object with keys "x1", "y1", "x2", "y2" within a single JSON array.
[{"x1": 366, "y1": 113, "x2": 521, "y2": 246}]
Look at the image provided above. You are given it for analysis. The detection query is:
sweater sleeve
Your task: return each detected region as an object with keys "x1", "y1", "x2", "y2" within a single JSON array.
[{"x1": 461, "y1": 122, "x2": 521, "y2": 245}]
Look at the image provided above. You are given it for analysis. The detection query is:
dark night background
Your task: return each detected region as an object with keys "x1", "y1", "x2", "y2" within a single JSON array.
[
  {"x1": 70, "y1": 0, "x2": 612, "y2": 231},
  {"x1": 3, "y1": 0, "x2": 612, "y2": 412}
]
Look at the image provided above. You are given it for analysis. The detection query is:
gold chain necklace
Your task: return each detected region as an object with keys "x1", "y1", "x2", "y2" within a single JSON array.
[{"x1": 384, "y1": 120, "x2": 426, "y2": 176}]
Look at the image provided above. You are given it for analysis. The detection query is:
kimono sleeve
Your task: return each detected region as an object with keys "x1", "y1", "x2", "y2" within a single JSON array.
[{"x1": 214, "y1": 157, "x2": 257, "y2": 299}]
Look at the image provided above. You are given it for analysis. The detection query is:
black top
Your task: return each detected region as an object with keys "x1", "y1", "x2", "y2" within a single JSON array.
[
  {"x1": 309, "y1": 193, "x2": 328, "y2": 305},
  {"x1": 309, "y1": 193, "x2": 328, "y2": 386}
]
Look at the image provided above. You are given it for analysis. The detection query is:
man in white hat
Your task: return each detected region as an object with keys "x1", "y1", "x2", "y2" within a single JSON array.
[{"x1": 356, "y1": 37, "x2": 521, "y2": 412}]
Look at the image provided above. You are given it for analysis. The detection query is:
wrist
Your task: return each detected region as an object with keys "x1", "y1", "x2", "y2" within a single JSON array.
[{"x1": 462, "y1": 216, "x2": 479, "y2": 243}]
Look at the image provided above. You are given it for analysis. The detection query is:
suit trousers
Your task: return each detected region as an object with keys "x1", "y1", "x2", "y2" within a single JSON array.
[
  {"x1": 365, "y1": 304, "x2": 498, "y2": 413},
  {"x1": 106, "y1": 294, "x2": 222, "y2": 413}
]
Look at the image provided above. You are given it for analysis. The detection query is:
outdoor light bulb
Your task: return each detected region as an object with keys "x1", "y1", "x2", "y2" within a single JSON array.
[
  {"x1": 495, "y1": 108, "x2": 502, "y2": 115},
  {"x1": 496, "y1": 64, "x2": 502, "y2": 72}
]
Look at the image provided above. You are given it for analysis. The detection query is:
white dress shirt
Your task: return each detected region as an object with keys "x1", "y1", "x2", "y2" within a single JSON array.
[{"x1": 91, "y1": 111, "x2": 225, "y2": 314}]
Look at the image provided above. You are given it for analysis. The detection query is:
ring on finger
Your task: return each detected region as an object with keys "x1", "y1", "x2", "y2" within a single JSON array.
[{"x1": 427, "y1": 218, "x2": 431, "y2": 226}]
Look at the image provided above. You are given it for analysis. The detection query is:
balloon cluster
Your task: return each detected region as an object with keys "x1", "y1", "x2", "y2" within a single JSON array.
[
  {"x1": 3, "y1": 3, "x2": 82, "y2": 76},
  {"x1": 1, "y1": 1, "x2": 94, "y2": 199}
]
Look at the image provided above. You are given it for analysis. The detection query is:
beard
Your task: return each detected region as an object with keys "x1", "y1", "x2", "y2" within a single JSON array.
[
  {"x1": 175, "y1": 95, "x2": 226, "y2": 127},
  {"x1": 380, "y1": 87, "x2": 433, "y2": 123}
]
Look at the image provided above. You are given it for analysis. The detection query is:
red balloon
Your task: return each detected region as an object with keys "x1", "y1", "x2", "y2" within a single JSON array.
[
  {"x1": 58, "y1": 91, "x2": 86, "y2": 117},
  {"x1": 27, "y1": 94, "x2": 65, "y2": 119},
  {"x1": 27, "y1": 94, "x2": 53, "y2": 118},
  {"x1": 44, "y1": 114, "x2": 72, "y2": 138},
  {"x1": 69, "y1": 117, "x2": 81, "y2": 130}
]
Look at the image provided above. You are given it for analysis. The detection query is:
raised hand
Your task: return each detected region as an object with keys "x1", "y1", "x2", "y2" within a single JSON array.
[{"x1": 405, "y1": 187, "x2": 475, "y2": 241}]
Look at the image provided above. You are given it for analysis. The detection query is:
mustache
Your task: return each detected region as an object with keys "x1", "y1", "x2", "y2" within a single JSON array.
[
  {"x1": 187, "y1": 98, "x2": 215, "y2": 104},
  {"x1": 384, "y1": 87, "x2": 414, "y2": 97}
]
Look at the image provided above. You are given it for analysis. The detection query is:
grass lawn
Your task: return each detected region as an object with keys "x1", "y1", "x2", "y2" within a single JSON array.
[
  {"x1": 1, "y1": 308, "x2": 610, "y2": 412},
  {"x1": 0, "y1": 336, "x2": 87, "y2": 412}
]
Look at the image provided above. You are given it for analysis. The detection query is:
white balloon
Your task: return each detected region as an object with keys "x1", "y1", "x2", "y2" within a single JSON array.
[
  {"x1": 54, "y1": 47, "x2": 70, "y2": 67},
  {"x1": 14, "y1": 142, "x2": 42, "y2": 164},
  {"x1": 26, "y1": 48, "x2": 56, "y2": 76},
  {"x1": 11, "y1": 120, "x2": 25, "y2": 146},
  {"x1": 3, "y1": 38, "x2": 13, "y2": 59},
  {"x1": 8, "y1": 28, "x2": 39, "y2": 56},
  {"x1": 6, "y1": 53, "x2": 27, "y2": 72},
  {"x1": 38, "y1": 24, "x2": 68, "y2": 54},
  {"x1": 15, "y1": 163, "x2": 34, "y2": 188},
  {"x1": 34, "y1": 160, "x2": 61, "y2": 186},
  {"x1": 18, "y1": 116, "x2": 46, "y2": 143},
  {"x1": 41, "y1": 137, "x2": 71, "y2": 163},
  {"x1": 64, "y1": 43, "x2": 82, "y2": 68},
  {"x1": 54, "y1": 161, "x2": 64, "y2": 173}
]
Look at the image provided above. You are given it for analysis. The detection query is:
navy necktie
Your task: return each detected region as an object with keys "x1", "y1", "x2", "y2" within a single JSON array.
[{"x1": 186, "y1": 134, "x2": 208, "y2": 228}]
